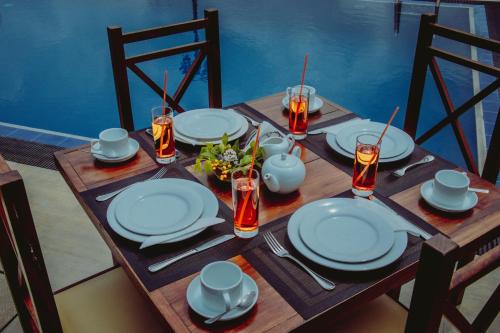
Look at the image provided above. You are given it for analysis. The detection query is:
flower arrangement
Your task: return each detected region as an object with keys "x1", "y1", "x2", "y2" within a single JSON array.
[{"x1": 194, "y1": 133, "x2": 264, "y2": 182}]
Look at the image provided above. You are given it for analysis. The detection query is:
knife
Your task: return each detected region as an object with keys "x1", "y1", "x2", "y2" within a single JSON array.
[
  {"x1": 147, "y1": 234, "x2": 235, "y2": 273},
  {"x1": 355, "y1": 196, "x2": 431, "y2": 240},
  {"x1": 308, "y1": 118, "x2": 369, "y2": 135},
  {"x1": 140, "y1": 218, "x2": 226, "y2": 249}
]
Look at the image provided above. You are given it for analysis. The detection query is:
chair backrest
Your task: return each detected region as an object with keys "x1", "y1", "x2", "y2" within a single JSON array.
[
  {"x1": 107, "y1": 8, "x2": 222, "y2": 131},
  {"x1": 0, "y1": 156, "x2": 62, "y2": 333},
  {"x1": 405, "y1": 13, "x2": 500, "y2": 184},
  {"x1": 405, "y1": 218, "x2": 500, "y2": 332}
]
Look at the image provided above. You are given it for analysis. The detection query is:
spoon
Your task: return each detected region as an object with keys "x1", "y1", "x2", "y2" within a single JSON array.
[
  {"x1": 204, "y1": 291, "x2": 256, "y2": 324},
  {"x1": 392, "y1": 155, "x2": 435, "y2": 177},
  {"x1": 469, "y1": 187, "x2": 489, "y2": 194}
]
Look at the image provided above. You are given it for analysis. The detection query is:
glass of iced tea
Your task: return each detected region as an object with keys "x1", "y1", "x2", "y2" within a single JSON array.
[
  {"x1": 288, "y1": 86, "x2": 310, "y2": 140},
  {"x1": 231, "y1": 169, "x2": 260, "y2": 238},
  {"x1": 352, "y1": 134, "x2": 381, "y2": 197},
  {"x1": 151, "y1": 106, "x2": 176, "y2": 164}
]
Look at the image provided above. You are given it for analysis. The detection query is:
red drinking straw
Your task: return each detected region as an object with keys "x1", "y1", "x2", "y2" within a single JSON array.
[
  {"x1": 162, "y1": 70, "x2": 168, "y2": 114},
  {"x1": 354, "y1": 106, "x2": 400, "y2": 183},
  {"x1": 292, "y1": 53, "x2": 309, "y2": 131}
]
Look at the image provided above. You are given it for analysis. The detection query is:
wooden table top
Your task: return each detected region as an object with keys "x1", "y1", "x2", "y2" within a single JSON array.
[{"x1": 55, "y1": 93, "x2": 500, "y2": 332}]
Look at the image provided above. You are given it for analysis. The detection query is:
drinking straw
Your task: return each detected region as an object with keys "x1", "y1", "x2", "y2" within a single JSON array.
[
  {"x1": 159, "y1": 70, "x2": 168, "y2": 156},
  {"x1": 236, "y1": 126, "x2": 261, "y2": 226},
  {"x1": 354, "y1": 106, "x2": 400, "y2": 183},
  {"x1": 162, "y1": 70, "x2": 168, "y2": 114},
  {"x1": 292, "y1": 53, "x2": 309, "y2": 131}
]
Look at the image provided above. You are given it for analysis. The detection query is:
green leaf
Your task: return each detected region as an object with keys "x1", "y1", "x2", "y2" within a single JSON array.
[
  {"x1": 221, "y1": 133, "x2": 228, "y2": 146},
  {"x1": 203, "y1": 161, "x2": 213, "y2": 175}
]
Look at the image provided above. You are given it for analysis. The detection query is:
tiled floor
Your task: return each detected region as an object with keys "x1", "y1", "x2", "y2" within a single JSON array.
[{"x1": 0, "y1": 160, "x2": 498, "y2": 332}]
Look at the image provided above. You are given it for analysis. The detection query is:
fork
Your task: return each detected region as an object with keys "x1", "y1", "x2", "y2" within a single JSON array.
[
  {"x1": 392, "y1": 155, "x2": 435, "y2": 177},
  {"x1": 95, "y1": 167, "x2": 167, "y2": 202},
  {"x1": 263, "y1": 232, "x2": 335, "y2": 290}
]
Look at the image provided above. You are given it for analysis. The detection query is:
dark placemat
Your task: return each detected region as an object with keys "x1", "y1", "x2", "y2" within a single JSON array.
[
  {"x1": 302, "y1": 118, "x2": 456, "y2": 197},
  {"x1": 244, "y1": 190, "x2": 439, "y2": 320},
  {"x1": 80, "y1": 164, "x2": 255, "y2": 291}
]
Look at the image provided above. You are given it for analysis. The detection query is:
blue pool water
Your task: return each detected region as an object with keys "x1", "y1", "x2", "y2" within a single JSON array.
[{"x1": 0, "y1": 0, "x2": 483, "y2": 168}]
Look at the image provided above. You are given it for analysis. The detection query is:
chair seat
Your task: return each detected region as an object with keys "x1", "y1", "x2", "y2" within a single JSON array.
[
  {"x1": 54, "y1": 268, "x2": 165, "y2": 333},
  {"x1": 328, "y1": 295, "x2": 408, "y2": 333}
]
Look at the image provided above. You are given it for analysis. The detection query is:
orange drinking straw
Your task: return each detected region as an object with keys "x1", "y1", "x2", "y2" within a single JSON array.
[
  {"x1": 293, "y1": 53, "x2": 309, "y2": 131},
  {"x1": 236, "y1": 126, "x2": 261, "y2": 226},
  {"x1": 354, "y1": 106, "x2": 400, "y2": 183},
  {"x1": 159, "y1": 70, "x2": 168, "y2": 156}
]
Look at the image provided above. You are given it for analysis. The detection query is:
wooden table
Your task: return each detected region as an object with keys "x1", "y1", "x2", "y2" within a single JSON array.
[{"x1": 55, "y1": 93, "x2": 500, "y2": 332}]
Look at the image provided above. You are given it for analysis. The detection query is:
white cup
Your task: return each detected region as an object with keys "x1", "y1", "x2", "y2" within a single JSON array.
[
  {"x1": 287, "y1": 85, "x2": 316, "y2": 109},
  {"x1": 200, "y1": 261, "x2": 243, "y2": 312},
  {"x1": 91, "y1": 128, "x2": 129, "y2": 158},
  {"x1": 432, "y1": 170, "x2": 470, "y2": 206}
]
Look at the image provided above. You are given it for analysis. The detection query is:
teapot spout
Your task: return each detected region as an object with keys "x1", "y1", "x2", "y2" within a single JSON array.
[{"x1": 263, "y1": 173, "x2": 280, "y2": 193}]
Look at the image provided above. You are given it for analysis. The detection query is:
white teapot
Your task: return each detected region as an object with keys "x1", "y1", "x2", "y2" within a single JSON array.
[{"x1": 262, "y1": 147, "x2": 305, "y2": 194}]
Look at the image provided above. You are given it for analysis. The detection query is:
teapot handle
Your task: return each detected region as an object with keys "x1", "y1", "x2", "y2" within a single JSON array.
[{"x1": 285, "y1": 134, "x2": 295, "y2": 151}]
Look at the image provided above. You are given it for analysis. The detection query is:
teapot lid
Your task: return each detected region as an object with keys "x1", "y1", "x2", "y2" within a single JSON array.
[{"x1": 270, "y1": 153, "x2": 298, "y2": 168}]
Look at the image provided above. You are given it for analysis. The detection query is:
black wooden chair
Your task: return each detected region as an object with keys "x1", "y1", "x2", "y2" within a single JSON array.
[
  {"x1": 312, "y1": 221, "x2": 499, "y2": 333},
  {"x1": 107, "y1": 8, "x2": 222, "y2": 131},
  {"x1": 404, "y1": 13, "x2": 499, "y2": 184},
  {"x1": 0, "y1": 155, "x2": 165, "y2": 333}
]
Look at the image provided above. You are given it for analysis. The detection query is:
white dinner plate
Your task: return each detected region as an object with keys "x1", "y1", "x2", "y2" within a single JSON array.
[
  {"x1": 326, "y1": 132, "x2": 415, "y2": 163},
  {"x1": 297, "y1": 200, "x2": 395, "y2": 263},
  {"x1": 114, "y1": 181, "x2": 203, "y2": 235},
  {"x1": 336, "y1": 122, "x2": 411, "y2": 159},
  {"x1": 175, "y1": 116, "x2": 249, "y2": 146},
  {"x1": 287, "y1": 198, "x2": 408, "y2": 271},
  {"x1": 174, "y1": 109, "x2": 244, "y2": 140},
  {"x1": 107, "y1": 179, "x2": 219, "y2": 243},
  {"x1": 282, "y1": 96, "x2": 324, "y2": 114}
]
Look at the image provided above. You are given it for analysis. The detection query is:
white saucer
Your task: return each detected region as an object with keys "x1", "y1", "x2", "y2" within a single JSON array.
[
  {"x1": 282, "y1": 96, "x2": 324, "y2": 114},
  {"x1": 420, "y1": 180, "x2": 478, "y2": 213},
  {"x1": 187, "y1": 273, "x2": 258, "y2": 321},
  {"x1": 91, "y1": 138, "x2": 139, "y2": 163}
]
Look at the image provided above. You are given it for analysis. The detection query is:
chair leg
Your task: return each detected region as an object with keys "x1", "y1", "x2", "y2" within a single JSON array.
[
  {"x1": 387, "y1": 286, "x2": 401, "y2": 301},
  {"x1": 450, "y1": 253, "x2": 475, "y2": 305}
]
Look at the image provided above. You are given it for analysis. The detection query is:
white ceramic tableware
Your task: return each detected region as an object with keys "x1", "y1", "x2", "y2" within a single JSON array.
[
  {"x1": 174, "y1": 109, "x2": 244, "y2": 140},
  {"x1": 140, "y1": 217, "x2": 225, "y2": 249},
  {"x1": 335, "y1": 122, "x2": 411, "y2": 158},
  {"x1": 187, "y1": 272, "x2": 258, "y2": 321},
  {"x1": 260, "y1": 135, "x2": 295, "y2": 159},
  {"x1": 420, "y1": 179, "x2": 478, "y2": 213},
  {"x1": 287, "y1": 198, "x2": 408, "y2": 271},
  {"x1": 114, "y1": 182, "x2": 203, "y2": 235},
  {"x1": 107, "y1": 179, "x2": 219, "y2": 243},
  {"x1": 298, "y1": 203, "x2": 395, "y2": 263},
  {"x1": 431, "y1": 170, "x2": 470, "y2": 205},
  {"x1": 262, "y1": 148, "x2": 305, "y2": 194},
  {"x1": 92, "y1": 138, "x2": 139, "y2": 163},
  {"x1": 325, "y1": 131, "x2": 415, "y2": 163},
  {"x1": 91, "y1": 128, "x2": 129, "y2": 158},
  {"x1": 282, "y1": 85, "x2": 324, "y2": 113},
  {"x1": 175, "y1": 116, "x2": 249, "y2": 146},
  {"x1": 200, "y1": 261, "x2": 243, "y2": 312}
]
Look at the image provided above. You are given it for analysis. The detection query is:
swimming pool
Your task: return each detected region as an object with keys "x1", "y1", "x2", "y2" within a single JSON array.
[{"x1": 0, "y1": 0, "x2": 489, "y2": 168}]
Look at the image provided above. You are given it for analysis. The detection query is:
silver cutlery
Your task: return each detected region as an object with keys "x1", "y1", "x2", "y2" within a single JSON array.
[
  {"x1": 392, "y1": 155, "x2": 435, "y2": 177},
  {"x1": 205, "y1": 291, "x2": 256, "y2": 324},
  {"x1": 95, "y1": 167, "x2": 167, "y2": 202},
  {"x1": 355, "y1": 196, "x2": 431, "y2": 240},
  {"x1": 263, "y1": 232, "x2": 335, "y2": 290},
  {"x1": 148, "y1": 234, "x2": 235, "y2": 273},
  {"x1": 139, "y1": 217, "x2": 226, "y2": 249},
  {"x1": 308, "y1": 118, "x2": 370, "y2": 135},
  {"x1": 469, "y1": 187, "x2": 489, "y2": 194}
]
